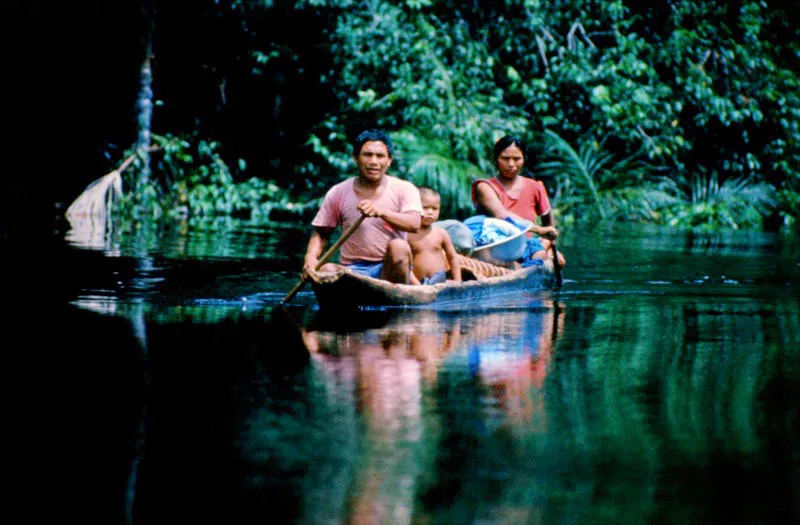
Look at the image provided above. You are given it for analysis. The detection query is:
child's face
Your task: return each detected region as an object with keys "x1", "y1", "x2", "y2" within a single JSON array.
[{"x1": 421, "y1": 194, "x2": 441, "y2": 225}]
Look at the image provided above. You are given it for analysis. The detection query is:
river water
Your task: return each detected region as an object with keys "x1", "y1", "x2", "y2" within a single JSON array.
[{"x1": 43, "y1": 218, "x2": 799, "y2": 523}]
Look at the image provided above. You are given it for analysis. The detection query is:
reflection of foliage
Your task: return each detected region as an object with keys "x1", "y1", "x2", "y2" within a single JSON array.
[
  {"x1": 66, "y1": 215, "x2": 298, "y2": 261},
  {"x1": 406, "y1": 286, "x2": 799, "y2": 522},
  {"x1": 117, "y1": 133, "x2": 290, "y2": 220},
  {"x1": 551, "y1": 298, "x2": 799, "y2": 461}
]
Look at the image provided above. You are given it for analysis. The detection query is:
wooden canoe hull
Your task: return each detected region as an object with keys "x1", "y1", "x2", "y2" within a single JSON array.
[{"x1": 307, "y1": 260, "x2": 556, "y2": 309}]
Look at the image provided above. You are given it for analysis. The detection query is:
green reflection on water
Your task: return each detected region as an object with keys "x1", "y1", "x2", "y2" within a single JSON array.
[
  {"x1": 234, "y1": 297, "x2": 798, "y2": 523},
  {"x1": 64, "y1": 215, "x2": 302, "y2": 261},
  {"x1": 61, "y1": 221, "x2": 799, "y2": 523}
]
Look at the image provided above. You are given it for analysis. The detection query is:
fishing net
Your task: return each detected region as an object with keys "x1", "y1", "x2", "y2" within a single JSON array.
[{"x1": 452, "y1": 253, "x2": 512, "y2": 278}]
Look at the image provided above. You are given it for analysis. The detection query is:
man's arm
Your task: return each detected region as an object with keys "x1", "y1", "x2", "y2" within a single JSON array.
[
  {"x1": 441, "y1": 230, "x2": 462, "y2": 282},
  {"x1": 303, "y1": 227, "x2": 334, "y2": 276},
  {"x1": 357, "y1": 200, "x2": 421, "y2": 232}
]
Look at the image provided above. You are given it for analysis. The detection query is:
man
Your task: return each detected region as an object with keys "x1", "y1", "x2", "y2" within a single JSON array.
[{"x1": 303, "y1": 129, "x2": 422, "y2": 283}]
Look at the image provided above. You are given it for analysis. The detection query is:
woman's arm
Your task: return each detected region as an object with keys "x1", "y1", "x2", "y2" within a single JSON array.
[
  {"x1": 533, "y1": 211, "x2": 558, "y2": 240},
  {"x1": 474, "y1": 181, "x2": 515, "y2": 220}
]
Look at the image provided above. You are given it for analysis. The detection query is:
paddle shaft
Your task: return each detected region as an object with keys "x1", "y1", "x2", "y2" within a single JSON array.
[{"x1": 281, "y1": 215, "x2": 367, "y2": 304}]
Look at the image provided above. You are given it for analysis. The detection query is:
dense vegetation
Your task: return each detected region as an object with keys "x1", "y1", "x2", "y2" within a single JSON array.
[{"x1": 60, "y1": 1, "x2": 800, "y2": 231}]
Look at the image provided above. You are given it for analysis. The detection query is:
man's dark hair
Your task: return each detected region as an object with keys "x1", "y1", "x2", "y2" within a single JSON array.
[
  {"x1": 353, "y1": 129, "x2": 394, "y2": 157},
  {"x1": 493, "y1": 135, "x2": 527, "y2": 161}
]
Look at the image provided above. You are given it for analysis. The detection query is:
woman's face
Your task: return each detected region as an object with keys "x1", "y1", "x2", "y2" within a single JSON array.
[{"x1": 496, "y1": 144, "x2": 525, "y2": 180}]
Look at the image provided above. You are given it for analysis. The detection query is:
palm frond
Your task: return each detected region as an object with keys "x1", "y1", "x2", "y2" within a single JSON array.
[
  {"x1": 407, "y1": 153, "x2": 481, "y2": 217},
  {"x1": 393, "y1": 129, "x2": 482, "y2": 218},
  {"x1": 670, "y1": 172, "x2": 778, "y2": 229},
  {"x1": 540, "y1": 129, "x2": 607, "y2": 218},
  {"x1": 690, "y1": 173, "x2": 776, "y2": 209},
  {"x1": 65, "y1": 169, "x2": 123, "y2": 224},
  {"x1": 601, "y1": 182, "x2": 683, "y2": 222}
]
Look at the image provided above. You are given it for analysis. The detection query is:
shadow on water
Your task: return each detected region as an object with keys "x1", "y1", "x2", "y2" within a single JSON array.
[
  {"x1": 128, "y1": 307, "x2": 311, "y2": 524},
  {"x1": 47, "y1": 219, "x2": 800, "y2": 524},
  {"x1": 65, "y1": 303, "x2": 313, "y2": 524}
]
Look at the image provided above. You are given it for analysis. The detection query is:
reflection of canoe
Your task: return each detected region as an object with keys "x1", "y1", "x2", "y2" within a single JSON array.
[{"x1": 307, "y1": 259, "x2": 556, "y2": 309}]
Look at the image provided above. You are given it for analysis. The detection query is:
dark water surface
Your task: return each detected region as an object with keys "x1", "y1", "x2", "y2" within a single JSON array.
[{"x1": 45, "y1": 220, "x2": 799, "y2": 523}]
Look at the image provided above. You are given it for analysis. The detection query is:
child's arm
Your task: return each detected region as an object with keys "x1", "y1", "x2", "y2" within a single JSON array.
[{"x1": 441, "y1": 230, "x2": 462, "y2": 282}]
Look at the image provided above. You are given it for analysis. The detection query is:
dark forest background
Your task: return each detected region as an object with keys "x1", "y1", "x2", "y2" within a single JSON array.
[
  {"x1": 3, "y1": 0, "x2": 799, "y2": 262},
  {"x1": 3, "y1": 1, "x2": 334, "y2": 252}
]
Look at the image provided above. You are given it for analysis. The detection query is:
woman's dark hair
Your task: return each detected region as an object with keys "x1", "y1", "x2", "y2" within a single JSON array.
[
  {"x1": 493, "y1": 135, "x2": 527, "y2": 161},
  {"x1": 353, "y1": 129, "x2": 394, "y2": 157}
]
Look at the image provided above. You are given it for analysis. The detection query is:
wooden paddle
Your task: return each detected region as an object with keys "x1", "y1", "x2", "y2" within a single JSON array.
[{"x1": 281, "y1": 215, "x2": 367, "y2": 304}]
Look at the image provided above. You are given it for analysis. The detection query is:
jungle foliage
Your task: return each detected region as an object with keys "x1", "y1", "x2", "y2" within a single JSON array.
[
  {"x1": 295, "y1": 0, "x2": 797, "y2": 229},
  {"x1": 94, "y1": 0, "x2": 799, "y2": 231},
  {"x1": 117, "y1": 133, "x2": 289, "y2": 221}
]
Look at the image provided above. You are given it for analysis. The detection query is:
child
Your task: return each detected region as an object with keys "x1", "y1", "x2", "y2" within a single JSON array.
[{"x1": 408, "y1": 187, "x2": 462, "y2": 285}]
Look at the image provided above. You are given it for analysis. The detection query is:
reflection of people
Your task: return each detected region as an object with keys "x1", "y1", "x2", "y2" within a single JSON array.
[
  {"x1": 300, "y1": 311, "x2": 461, "y2": 523},
  {"x1": 471, "y1": 135, "x2": 566, "y2": 267},
  {"x1": 459, "y1": 305, "x2": 564, "y2": 428},
  {"x1": 298, "y1": 306, "x2": 564, "y2": 522},
  {"x1": 408, "y1": 318, "x2": 462, "y2": 382},
  {"x1": 303, "y1": 129, "x2": 422, "y2": 284},
  {"x1": 407, "y1": 187, "x2": 462, "y2": 285},
  {"x1": 301, "y1": 311, "x2": 461, "y2": 390}
]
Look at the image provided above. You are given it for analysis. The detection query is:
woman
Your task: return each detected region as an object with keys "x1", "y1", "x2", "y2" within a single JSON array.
[{"x1": 471, "y1": 135, "x2": 566, "y2": 267}]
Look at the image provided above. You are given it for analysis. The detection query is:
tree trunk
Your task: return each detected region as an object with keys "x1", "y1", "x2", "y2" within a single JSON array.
[{"x1": 135, "y1": 7, "x2": 154, "y2": 196}]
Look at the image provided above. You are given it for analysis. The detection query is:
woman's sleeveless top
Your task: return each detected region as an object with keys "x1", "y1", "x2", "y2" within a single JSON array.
[{"x1": 470, "y1": 176, "x2": 551, "y2": 222}]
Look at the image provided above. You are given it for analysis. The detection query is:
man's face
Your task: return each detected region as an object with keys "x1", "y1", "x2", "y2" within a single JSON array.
[{"x1": 356, "y1": 141, "x2": 392, "y2": 183}]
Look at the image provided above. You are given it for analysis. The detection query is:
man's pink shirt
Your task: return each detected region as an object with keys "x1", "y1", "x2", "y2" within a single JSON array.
[{"x1": 312, "y1": 176, "x2": 422, "y2": 265}]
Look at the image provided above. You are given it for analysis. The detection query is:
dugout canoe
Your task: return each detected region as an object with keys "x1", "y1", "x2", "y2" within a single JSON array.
[{"x1": 306, "y1": 257, "x2": 557, "y2": 309}]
